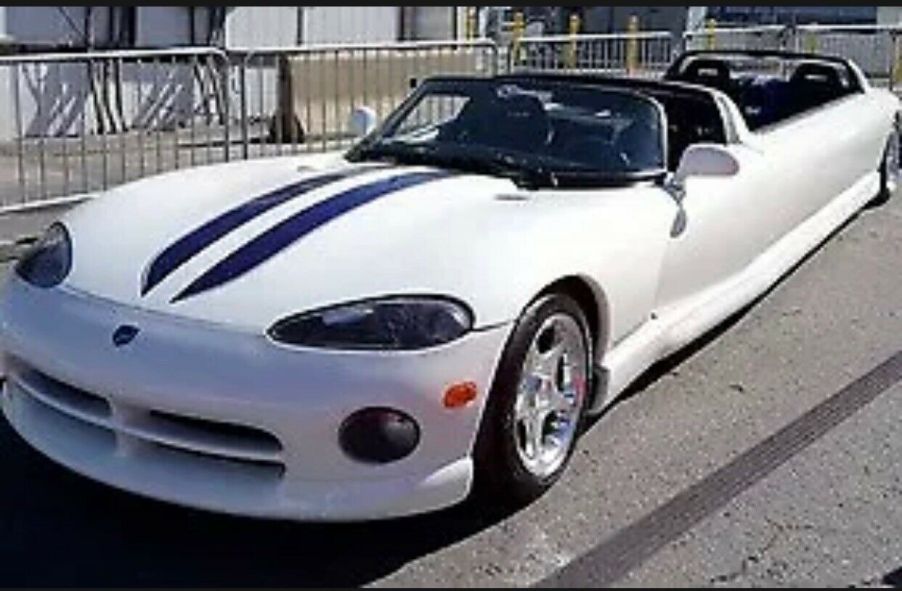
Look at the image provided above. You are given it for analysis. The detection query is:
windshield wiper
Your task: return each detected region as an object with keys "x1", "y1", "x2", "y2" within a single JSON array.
[{"x1": 348, "y1": 143, "x2": 442, "y2": 167}]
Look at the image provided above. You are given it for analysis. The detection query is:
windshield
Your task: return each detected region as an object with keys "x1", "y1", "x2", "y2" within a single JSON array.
[{"x1": 346, "y1": 77, "x2": 667, "y2": 189}]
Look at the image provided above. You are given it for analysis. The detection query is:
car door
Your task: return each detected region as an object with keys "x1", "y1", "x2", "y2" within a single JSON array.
[
  {"x1": 651, "y1": 140, "x2": 774, "y2": 312},
  {"x1": 652, "y1": 89, "x2": 884, "y2": 315}
]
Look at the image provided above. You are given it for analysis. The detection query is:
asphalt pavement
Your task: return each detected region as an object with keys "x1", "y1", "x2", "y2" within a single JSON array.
[{"x1": 1, "y1": 186, "x2": 902, "y2": 587}]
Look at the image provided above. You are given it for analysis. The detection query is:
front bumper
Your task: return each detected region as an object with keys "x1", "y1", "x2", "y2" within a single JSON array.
[{"x1": 0, "y1": 277, "x2": 512, "y2": 521}]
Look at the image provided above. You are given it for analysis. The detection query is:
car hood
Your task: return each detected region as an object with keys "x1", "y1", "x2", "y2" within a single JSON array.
[{"x1": 58, "y1": 153, "x2": 665, "y2": 331}]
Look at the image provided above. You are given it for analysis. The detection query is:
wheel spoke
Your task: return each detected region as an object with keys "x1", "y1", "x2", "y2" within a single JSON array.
[
  {"x1": 549, "y1": 387, "x2": 574, "y2": 413},
  {"x1": 514, "y1": 391, "x2": 530, "y2": 422},
  {"x1": 533, "y1": 340, "x2": 565, "y2": 377},
  {"x1": 520, "y1": 415, "x2": 539, "y2": 459},
  {"x1": 527, "y1": 414, "x2": 544, "y2": 459},
  {"x1": 558, "y1": 352, "x2": 574, "y2": 390}
]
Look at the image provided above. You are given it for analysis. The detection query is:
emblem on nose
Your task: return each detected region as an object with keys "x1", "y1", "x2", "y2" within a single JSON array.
[{"x1": 112, "y1": 325, "x2": 140, "y2": 347}]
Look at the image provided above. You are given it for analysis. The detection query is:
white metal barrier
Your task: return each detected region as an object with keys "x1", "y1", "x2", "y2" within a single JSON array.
[
  {"x1": 0, "y1": 47, "x2": 230, "y2": 210},
  {"x1": 1, "y1": 28, "x2": 900, "y2": 213},
  {"x1": 683, "y1": 24, "x2": 902, "y2": 86},
  {"x1": 683, "y1": 24, "x2": 790, "y2": 52},
  {"x1": 789, "y1": 24, "x2": 901, "y2": 84},
  {"x1": 229, "y1": 39, "x2": 500, "y2": 160},
  {"x1": 508, "y1": 31, "x2": 676, "y2": 79}
]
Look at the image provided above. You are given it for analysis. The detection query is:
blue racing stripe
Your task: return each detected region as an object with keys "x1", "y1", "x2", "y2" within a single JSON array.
[
  {"x1": 141, "y1": 166, "x2": 384, "y2": 296},
  {"x1": 170, "y1": 170, "x2": 452, "y2": 303}
]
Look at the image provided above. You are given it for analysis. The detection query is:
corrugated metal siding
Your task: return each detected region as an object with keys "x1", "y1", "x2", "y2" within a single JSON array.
[
  {"x1": 5, "y1": 7, "x2": 113, "y2": 47},
  {"x1": 225, "y1": 7, "x2": 298, "y2": 48},
  {"x1": 135, "y1": 7, "x2": 189, "y2": 47},
  {"x1": 403, "y1": 7, "x2": 459, "y2": 41},
  {"x1": 301, "y1": 7, "x2": 399, "y2": 45},
  {"x1": 877, "y1": 7, "x2": 902, "y2": 25}
]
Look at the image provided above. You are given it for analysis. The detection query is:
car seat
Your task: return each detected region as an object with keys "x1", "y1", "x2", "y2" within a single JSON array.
[
  {"x1": 735, "y1": 75, "x2": 792, "y2": 130},
  {"x1": 787, "y1": 62, "x2": 847, "y2": 115},
  {"x1": 671, "y1": 58, "x2": 734, "y2": 96},
  {"x1": 440, "y1": 92, "x2": 552, "y2": 151}
]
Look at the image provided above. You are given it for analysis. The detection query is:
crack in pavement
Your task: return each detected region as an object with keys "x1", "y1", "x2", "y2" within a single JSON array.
[{"x1": 538, "y1": 350, "x2": 902, "y2": 588}]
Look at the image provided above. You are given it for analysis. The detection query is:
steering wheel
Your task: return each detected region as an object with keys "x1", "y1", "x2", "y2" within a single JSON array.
[{"x1": 559, "y1": 136, "x2": 630, "y2": 171}]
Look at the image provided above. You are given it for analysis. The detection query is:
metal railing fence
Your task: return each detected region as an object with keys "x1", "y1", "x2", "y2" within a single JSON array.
[
  {"x1": 506, "y1": 31, "x2": 676, "y2": 78},
  {"x1": 683, "y1": 23, "x2": 902, "y2": 86},
  {"x1": 0, "y1": 47, "x2": 230, "y2": 209},
  {"x1": 228, "y1": 39, "x2": 500, "y2": 160},
  {"x1": 1, "y1": 25, "x2": 901, "y2": 214}
]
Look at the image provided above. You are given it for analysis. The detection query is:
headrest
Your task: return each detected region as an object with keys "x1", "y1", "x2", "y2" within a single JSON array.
[
  {"x1": 790, "y1": 62, "x2": 843, "y2": 88},
  {"x1": 497, "y1": 93, "x2": 546, "y2": 118},
  {"x1": 679, "y1": 58, "x2": 732, "y2": 86}
]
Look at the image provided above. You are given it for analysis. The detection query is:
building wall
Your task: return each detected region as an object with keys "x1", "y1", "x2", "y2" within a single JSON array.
[
  {"x1": 0, "y1": 6, "x2": 406, "y2": 49},
  {"x1": 400, "y1": 7, "x2": 461, "y2": 41},
  {"x1": 704, "y1": 6, "x2": 879, "y2": 26},
  {"x1": 301, "y1": 7, "x2": 399, "y2": 45},
  {"x1": 135, "y1": 7, "x2": 189, "y2": 47},
  {"x1": 877, "y1": 7, "x2": 902, "y2": 26},
  {"x1": 225, "y1": 6, "x2": 298, "y2": 49},
  {"x1": 582, "y1": 6, "x2": 689, "y2": 37},
  {"x1": 3, "y1": 6, "x2": 109, "y2": 47}
]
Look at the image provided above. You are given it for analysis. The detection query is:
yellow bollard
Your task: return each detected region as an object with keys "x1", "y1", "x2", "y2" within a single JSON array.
[
  {"x1": 566, "y1": 13, "x2": 581, "y2": 69},
  {"x1": 512, "y1": 10, "x2": 525, "y2": 65},
  {"x1": 705, "y1": 17, "x2": 717, "y2": 50},
  {"x1": 893, "y1": 33, "x2": 902, "y2": 89},
  {"x1": 804, "y1": 24, "x2": 818, "y2": 53},
  {"x1": 626, "y1": 15, "x2": 639, "y2": 76},
  {"x1": 465, "y1": 7, "x2": 477, "y2": 40}
]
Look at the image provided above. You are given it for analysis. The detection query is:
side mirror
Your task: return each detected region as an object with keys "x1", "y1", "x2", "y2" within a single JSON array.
[
  {"x1": 348, "y1": 106, "x2": 378, "y2": 138},
  {"x1": 673, "y1": 144, "x2": 740, "y2": 186}
]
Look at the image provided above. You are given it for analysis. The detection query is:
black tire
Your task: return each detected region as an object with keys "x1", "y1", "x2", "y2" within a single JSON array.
[
  {"x1": 472, "y1": 293, "x2": 593, "y2": 508},
  {"x1": 873, "y1": 127, "x2": 900, "y2": 206}
]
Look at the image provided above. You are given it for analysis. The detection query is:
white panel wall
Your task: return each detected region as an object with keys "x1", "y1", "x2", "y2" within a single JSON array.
[
  {"x1": 4, "y1": 6, "x2": 95, "y2": 46},
  {"x1": 408, "y1": 7, "x2": 459, "y2": 41},
  {"x1": 135, "y1": 7, "x2": 189, "y2": 47},
  {"x1": 301, "y1": 7, "x2": 399, "y2": 45},
  {"x1": 0, "y1": 6, "x2": 406, "y2": 49},
  {"x1": 225, "y1": 6, "x2": 298, "y2": 49},
  {"x1": 0, "y1": 59, "x2": 200, "y2": 139},
  {"x1": 877, "y1": 7, "x2": 902, "y2": 26}
]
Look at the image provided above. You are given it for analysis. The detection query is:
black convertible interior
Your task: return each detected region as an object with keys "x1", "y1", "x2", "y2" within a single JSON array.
[
  {"x1": 521, "y1": 52, "x2": 862, "y2": 171},
  {"x1": 663, "y1": 50, "x2": 861, "y2": 131},
  {"x1": 360, "y1": 52, "x2": 863, "y2": 183},
  {"x1": 495, "y1": 74, "x2": 729, "y2": 172}
]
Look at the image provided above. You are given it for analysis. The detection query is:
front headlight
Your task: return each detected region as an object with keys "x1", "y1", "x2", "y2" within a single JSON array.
[
  {"x1": 268, "y1": 296, "x2": 473, "y2": 350},
  {"x1": 15, "y1": 223, "x2": 72, "y2": 288}
]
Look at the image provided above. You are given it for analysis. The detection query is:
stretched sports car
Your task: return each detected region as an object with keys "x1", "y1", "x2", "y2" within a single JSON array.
[{"x1": 0, "y1": 50, "x2": 898, "y2": 520}]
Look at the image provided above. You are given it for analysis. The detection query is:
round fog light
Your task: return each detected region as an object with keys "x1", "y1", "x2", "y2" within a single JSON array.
[{"x1": 339, "y1": 407, "x2": 420, "y2": 464}]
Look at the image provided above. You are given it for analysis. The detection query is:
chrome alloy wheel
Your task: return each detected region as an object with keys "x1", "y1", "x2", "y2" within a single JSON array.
[{"x1": 513, "y1": 313, "x2": 588, "y2": 479}]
